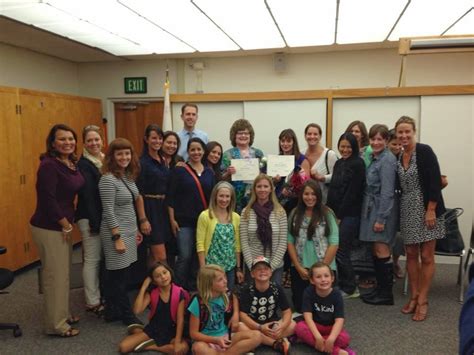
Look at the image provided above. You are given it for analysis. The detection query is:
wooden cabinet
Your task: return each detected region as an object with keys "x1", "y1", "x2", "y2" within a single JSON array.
[{"x1": 0, "y1": 86, "x2": 102, "y2": 270}]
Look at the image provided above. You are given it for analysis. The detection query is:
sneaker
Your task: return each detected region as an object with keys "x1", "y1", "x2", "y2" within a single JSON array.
[
  {"x1": 341, "y1": 289, "x2": 360, "y2": 299},
  {"x1": 273, "y1": 338, "x2": 290, "y2": 355},
  {"x1": 134, "y1": 339, "x2": 155, "y2": 352}
]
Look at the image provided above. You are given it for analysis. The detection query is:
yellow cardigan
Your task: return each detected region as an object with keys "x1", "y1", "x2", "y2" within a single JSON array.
[{"x1": 196, "y1": 209, "x2": 241, "y2": 255}]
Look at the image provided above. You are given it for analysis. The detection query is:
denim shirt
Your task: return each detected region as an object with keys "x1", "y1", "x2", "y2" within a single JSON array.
[{"x1": 362, "y1": 148, "x2": 397, "y2": 224}]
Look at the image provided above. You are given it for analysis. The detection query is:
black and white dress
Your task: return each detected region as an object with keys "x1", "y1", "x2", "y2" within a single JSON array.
[
  {"x1": 99, "y1": 173, "x2": 139, "y2": 270},
  {"x1": 398, "y1": 152, "x2": 445, "y2": 245}
]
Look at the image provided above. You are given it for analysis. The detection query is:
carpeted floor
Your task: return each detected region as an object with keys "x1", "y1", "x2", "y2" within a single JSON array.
[{"x1": 0, "y1": 250, "x2": 466, "y2": 354}]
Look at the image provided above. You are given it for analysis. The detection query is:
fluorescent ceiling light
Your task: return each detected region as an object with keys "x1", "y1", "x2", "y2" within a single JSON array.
[
  {"x1": 444, "y1": 8, "x2": 474, "y2": 35},
  {"x1": 267, "y1": 0, "x2": 336, "y2": 46},
  {"x1": 337, "y1": 0, "x2": 408, "y2": 44},
  {"x1": 389, "y1": 0, "x2": 472, "y2": 40},
  {"x1": 193, "y1": 0, "x2": 285, "y2": 50},
  {"x1": 119, "y1": 0, "x2": 239, "y2": 52}
]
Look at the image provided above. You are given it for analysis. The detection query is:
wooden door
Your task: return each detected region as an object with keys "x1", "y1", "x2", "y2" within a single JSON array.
[
  {"x1": 0, "y1": 87, "x2": 26, "y2": 269},
  {"x1": 114, "y1": 101, "x2": 164, "y2": 153}
]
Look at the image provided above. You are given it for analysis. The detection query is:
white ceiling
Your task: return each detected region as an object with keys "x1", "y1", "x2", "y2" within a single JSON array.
[{"x1": 0, "y1": 0, "x2": 472, "y2": 63}]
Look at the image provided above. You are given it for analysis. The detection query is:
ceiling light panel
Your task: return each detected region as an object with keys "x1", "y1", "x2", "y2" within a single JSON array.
[
  {"x1": 267, "y1": 0, "x2": 336, "y2": 46},
  {"x1": 337, "y1": 0, "x2": 408, "y2": 44},
  {"x1": 193, "y1": 0, "x2": 285, "y2": 50},
  {"x1": 389, "y1": 0, "x2": 472, "y2": 40},
  {"x1": 119, "y1": 0, "x2": 239, "y2": 52},
  {"x1": 444, "y1": 8, "x2": 474, "y2": 35}
]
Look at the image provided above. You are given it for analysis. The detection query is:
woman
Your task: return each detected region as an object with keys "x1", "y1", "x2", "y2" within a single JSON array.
[
  {"x1": 303, "y1": 123, "x2": 337, "y2": 204},
  {"x1": 396, "y1": 116, "x2": 446, "y2": 321},
  {"x1": 222, "y1": 119, "x2": 265, "y2": 213},
  {"x1": 326, "y1": 133, "x2": 365, "y2": 298},
  {"x1": 345, "y1": 120, "x2": 372, "y2": 167},
  {"x1": 359, "y1": 124, "x2": 398, "y2": 306},
  {"x1": 275, "y1": 128, "x2": 311, "y2": 214},
  {"x1": 137, "y1": 124, "x2": 170, "y2": 264},
  {"x1": 240, "y1": 174, "x2": 287, "y2": 285},
  {"x1": 205, "y1": 141, "x2": 225, "y2": 181},
  {"x1": 160, "y1": 131, "x2": 182, "y2": 168},
  {"x1": 99, "y1": 138, "x2": 151, "y2": 325},
  {"x1": 167, "y1": 137, "x2": 215, "y2": 290},
  {"x1": 287, "y1": 180, "x2": 339, "y2": 312},
  {"x1": 30, "y1": 124, "x2": 85, "y2": 337},
  {"x1": 196, "y1": 181, "x2": 243, "y2": 290},
  {"x1": 75, "y1": 125, "x2": 105, "y2": 316}
]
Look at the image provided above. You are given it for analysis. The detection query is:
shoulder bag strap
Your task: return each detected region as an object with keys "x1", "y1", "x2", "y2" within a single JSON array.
[
  {"x1": 183, "y1": 164, "x2": 208, "y2": 209},
  {"x1": 120, "y1": 177, "x2": 139, "y2": 222}
]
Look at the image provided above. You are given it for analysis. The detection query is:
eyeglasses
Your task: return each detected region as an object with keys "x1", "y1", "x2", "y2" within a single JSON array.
[{"x1": 236, "y1": 131, "x2": 250, "y2": 136}]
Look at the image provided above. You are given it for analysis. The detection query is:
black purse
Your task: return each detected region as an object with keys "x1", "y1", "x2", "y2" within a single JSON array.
[{"x1": 435, "y1": 208, "x2": 465, "y2": 254}]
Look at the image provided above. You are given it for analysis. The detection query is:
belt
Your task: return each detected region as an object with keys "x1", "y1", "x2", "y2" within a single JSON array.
[{"x1": 144, "y1": 194, "x2": 166, "y2": 200}]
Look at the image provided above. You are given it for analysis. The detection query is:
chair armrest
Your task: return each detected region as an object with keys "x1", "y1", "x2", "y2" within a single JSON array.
[{"x1": 0, "y1": 246, "x2": 6, "y2": 255}]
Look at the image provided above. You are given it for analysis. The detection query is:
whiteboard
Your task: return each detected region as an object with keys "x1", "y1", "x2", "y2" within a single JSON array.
[
  {"x1": 243, "y1": 99, "x2": 327, "y2": 155},
  {"x1": 332, "y1": 97, "x2": 420, "y2": 148}
]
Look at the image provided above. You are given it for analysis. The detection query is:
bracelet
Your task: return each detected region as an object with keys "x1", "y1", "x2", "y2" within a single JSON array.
[
  {"x1": 62, "y1": 225, "x2": 73, "y2": 233},
  {"x1": 139, "y1": 218, "x2": 148, "y2": 224}
]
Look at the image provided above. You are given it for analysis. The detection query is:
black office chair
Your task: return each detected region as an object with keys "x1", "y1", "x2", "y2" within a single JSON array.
[{"x1": 0, "y1": 246, "x2": 22, "y2": 337}]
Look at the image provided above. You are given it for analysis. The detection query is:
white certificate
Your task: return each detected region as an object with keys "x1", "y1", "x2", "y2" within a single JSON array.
[
  {"x1": 266, "y1": 155, "x2": 294, "y2": 177},
  {"x1": 231, "y1": 158, "x2": 260, "y2": 181}
]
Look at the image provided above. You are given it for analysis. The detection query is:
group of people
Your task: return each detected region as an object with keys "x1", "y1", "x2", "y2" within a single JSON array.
[{"x1": 29, "y1": 103, "x2": 447, "y2": 354}]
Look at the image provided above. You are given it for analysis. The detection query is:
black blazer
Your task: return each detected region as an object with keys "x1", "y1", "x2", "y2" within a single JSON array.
[
  {"x1": 415, "y1": 143, "x2": 446, "y2": 217},
  {"x1": 75, "y1": 156, "x2": 102, "y2": 233},
  {"x1": 327, "y1": 155, "x2": 366, "y2": 219}
]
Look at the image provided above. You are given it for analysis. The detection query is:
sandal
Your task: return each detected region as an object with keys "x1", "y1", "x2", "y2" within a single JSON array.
[
  {"x1": 401, "y1": 297, "x2": 418, "y2": 314},
  {"x1": 86, "y1": 304, "x2": 105, "y2": 317},
  {"x1": 66, "y1": 315, "x2": 80, "y2": 325},
  {"x1": 59, "y1": 328, "x2": 80, "y2": 337},
  {"x1": 412, "y1": 302, "x2": 429, "y2": 322}
]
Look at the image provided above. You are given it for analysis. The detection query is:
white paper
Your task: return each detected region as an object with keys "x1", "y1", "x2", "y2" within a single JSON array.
[
  {"x1": 266, "y1": 155, "x2": 294, "y2": 177},
  {"x1": 231, "y1": 158, "x2": 260, "y2": 181}
]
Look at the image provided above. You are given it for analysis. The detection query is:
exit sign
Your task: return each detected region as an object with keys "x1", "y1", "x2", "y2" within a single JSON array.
[{"x1": 124, "y1": 77, "x2": 147, "y2": 94}]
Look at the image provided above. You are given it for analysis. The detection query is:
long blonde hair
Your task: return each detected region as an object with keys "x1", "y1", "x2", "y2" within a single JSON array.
[
  {"x1": 208, "y1": 181, "x2": 236, "y2": 222},
  {"x1": 243, "y1": 173, "x2": 284, "y2": 219},
  {"x1": 197, "y1": 265, "x2": 229, "y2": 314}
]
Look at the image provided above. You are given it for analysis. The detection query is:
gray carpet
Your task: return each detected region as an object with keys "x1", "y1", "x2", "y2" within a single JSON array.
[{"x1": 0, "y1": 252, "x2": 465, "y2": 354}]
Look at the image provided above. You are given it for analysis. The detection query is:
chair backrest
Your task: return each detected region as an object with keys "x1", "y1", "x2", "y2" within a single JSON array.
[{"x1": 435, "y1": 208, "x2": 465, "y2": 255}]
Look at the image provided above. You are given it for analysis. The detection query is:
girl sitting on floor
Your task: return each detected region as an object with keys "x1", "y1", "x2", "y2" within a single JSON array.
[{"x1": 118, "y1": 262, "x2": 189, "y2": 354}]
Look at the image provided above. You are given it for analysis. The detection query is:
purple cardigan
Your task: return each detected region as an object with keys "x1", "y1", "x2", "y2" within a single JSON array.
[{"x1": 30, "y1": 156, "x2": 85, "y2": 231}]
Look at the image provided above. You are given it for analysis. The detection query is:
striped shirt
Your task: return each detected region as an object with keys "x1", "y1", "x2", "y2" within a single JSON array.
[
  {"x1": 99, "y1": 173, "x2": 138, "y2": 270},
  {"x1": 240, "y1": 207, "x2": 288, "y2": 271}
]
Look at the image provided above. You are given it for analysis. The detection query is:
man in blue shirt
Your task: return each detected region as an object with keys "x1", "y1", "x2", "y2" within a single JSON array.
[{"x1": 177, "y1": 103, "x2": 208, "y2": 161}]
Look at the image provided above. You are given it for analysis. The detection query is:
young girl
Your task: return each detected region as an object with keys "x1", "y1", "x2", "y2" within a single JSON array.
[
  {"x1": 196, "y1": 182, "x2": 244, "y2": 290},
  {"x1": 188, "y1": 264, "x2": 261, "y2": 354},
  {"x1": 118, "y1": 262, "x2": 189, "y2": 354},
  {"x1": 288, "y1": 180, "x2": 339, "y2": 312},
  {"x1": 295, "y1": 262, "x2": 354, "y2": 355}
]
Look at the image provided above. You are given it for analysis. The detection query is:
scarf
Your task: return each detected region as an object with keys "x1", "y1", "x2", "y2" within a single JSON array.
[
  {"x1": 252, "y1": 200, "x2": 273, "y2": 254},
  {"x1": 83, "y1": 148, "x2": 104, "y2": 170}
]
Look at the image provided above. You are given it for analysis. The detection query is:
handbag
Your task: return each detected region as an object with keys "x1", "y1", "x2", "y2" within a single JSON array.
[{"x1": 435, "y1": 208, "x2": 465, "y2": 254}]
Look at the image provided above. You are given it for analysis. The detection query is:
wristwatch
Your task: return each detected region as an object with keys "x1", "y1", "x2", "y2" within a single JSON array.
[{"x1": 111, "y1": 234, "x2": 121, "y2": 241}]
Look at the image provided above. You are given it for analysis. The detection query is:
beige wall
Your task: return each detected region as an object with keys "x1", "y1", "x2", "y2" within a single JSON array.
[{"x1": 0, "y1": 43, "x2": 79, "y2": 95}]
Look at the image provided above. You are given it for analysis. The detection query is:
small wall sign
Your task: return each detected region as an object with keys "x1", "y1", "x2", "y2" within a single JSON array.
[{"x1": 124, "y1": 77, "x2": 147, "y2": 94}]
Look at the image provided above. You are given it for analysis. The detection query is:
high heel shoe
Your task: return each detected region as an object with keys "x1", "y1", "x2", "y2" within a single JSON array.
[
  {"x1": 401, "y1": 297, "x2": 418, "y2": 314},
  {"x1": 412, "y1": 302, "x2": 428, "y2": 322}
]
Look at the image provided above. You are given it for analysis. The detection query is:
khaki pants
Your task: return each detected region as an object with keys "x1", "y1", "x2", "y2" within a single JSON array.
[{"x1": 30, "y1": 225, "x2": 72, "y2": 334}]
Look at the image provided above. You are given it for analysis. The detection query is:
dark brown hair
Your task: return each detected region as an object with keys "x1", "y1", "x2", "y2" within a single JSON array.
[
  {"x1": 41, "y1": 123, "x2": 78, "y2": 162},
  {"x1": 345, "y1": 120, "x2": 369, "y2": 147},
  {"x1": 102, "y1": 138, "x2": 140, "y2": 180},
  {"x1": 229, "y1": 119, "x2": 255, "y2": 147},
  {"x1": 205, "y1": 141, "x2": 223, "y2": 179},
  {"x1": 181, "y1": 103, "x2": 198, "y2": 114},
  {"x1": 142, "y1": 124, "x2": 163, "y2": 156},
  {"x1": 279, "y1": 128, "x2": 302, "y2": 160},
  {"x1": 369, "y1": 124, "x2": 389, "y2": 140}
]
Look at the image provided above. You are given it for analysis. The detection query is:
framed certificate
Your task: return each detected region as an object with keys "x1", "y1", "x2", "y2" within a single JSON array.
[
  {"x1": 266, "y1": 155, "x2": 294, "y2": 177},
  {"x1": 231, "y1": 158, "x2": 260, "y2": 181}
]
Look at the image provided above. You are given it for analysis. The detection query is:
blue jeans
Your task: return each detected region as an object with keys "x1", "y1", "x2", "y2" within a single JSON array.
[
  {"x1": 175, "y1": 227, "x2": 197, "y2": 291},
  {"x1": 336, "y1": 216, "x2": 359, "y2": 294},
  {"x1": 226, "y1": 270, "x2": 236, "y2": 291},
  {"x1": 271, "y1": 267, "x2": 284, "y2": 286}
]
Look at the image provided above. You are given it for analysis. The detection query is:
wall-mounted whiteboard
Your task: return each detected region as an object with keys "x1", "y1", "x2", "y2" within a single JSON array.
[
  {"x1": 243, "y1": 99, "x2": 327, "y2": 155},
  {"x1": 172, "y1": 102, "x2": 244, "y2": 151},
  {"x1": 332, "y1": 97, "x2": 420, "y2": 148}
]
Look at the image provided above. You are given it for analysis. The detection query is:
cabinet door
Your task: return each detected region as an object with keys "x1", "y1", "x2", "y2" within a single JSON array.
[{"x1": 0, "y1": 87, "x2": 27, "y2": 270}]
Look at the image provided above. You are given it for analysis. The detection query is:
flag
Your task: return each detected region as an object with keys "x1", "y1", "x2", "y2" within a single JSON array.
[{"x1": 162, "y1": 72, "x2": 172, "y2": 131}]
